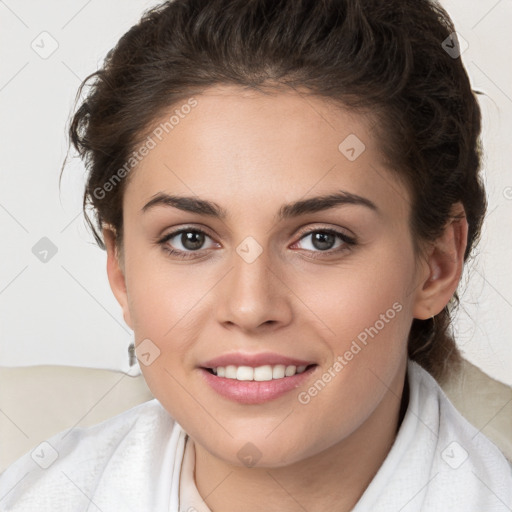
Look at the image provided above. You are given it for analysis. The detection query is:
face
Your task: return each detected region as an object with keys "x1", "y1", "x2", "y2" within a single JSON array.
[{"x1": 106, "y1": 85, "x2": 436, "y2": 468}]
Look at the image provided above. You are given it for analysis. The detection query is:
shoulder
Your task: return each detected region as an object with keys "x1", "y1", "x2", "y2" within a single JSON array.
[
  {"x1": 0, "y1": 399, "x2": 177, "y2": 511},
  {"x1": 407, "y1": 359, "x2": 512, "y2": 505},
  {"x1": 408, "y1": 359, "x2": 510, "y2": 460}
]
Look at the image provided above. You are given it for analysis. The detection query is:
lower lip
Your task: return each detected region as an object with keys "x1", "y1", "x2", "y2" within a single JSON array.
[{"x1": 199, "y1": 365, "x2": 318, "y2": 404}]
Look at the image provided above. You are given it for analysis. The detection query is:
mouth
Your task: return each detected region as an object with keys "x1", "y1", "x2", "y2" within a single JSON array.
[{"x1": 199, "y1": 363, "x2": 319, "y2": 404}]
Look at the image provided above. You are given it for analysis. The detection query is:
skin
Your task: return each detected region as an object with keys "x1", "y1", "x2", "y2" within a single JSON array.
[{"x1": 103, "y1": 84, "x2": 468, "y2": 512}]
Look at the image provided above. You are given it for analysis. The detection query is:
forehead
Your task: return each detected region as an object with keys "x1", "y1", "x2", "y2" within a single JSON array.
[{"x1": 124, "y1": 84, "x2": 411, "y2": 223}]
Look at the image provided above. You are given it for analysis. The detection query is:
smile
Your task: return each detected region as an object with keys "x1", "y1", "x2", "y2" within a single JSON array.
[{"x1": 208, "y1": 364, "x2": 311, "y2": 381}]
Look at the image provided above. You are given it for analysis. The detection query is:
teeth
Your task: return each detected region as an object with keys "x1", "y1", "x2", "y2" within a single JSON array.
[
  {"x1": 225, "y1": 365, "x2": 237, "y2": 379},
  {"x1": 211, "y1": 364, "x2": 309, "y2": 381},
  {"x1": 285, "y1": 365, "x2": 297, "y2": 377},
  {"x1": 272, "y1": 364, "x2": 285, "y2": 379},
  {"x1": 254, "y1": 365, "x2": 272, "y2": 381},
  {"x1": 236, "y1": 366, "x2": 254, "y2": 381}
]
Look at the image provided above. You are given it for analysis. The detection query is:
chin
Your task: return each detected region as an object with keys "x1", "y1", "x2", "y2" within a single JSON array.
[{"x1": 196, "y1": 431, "x2": 321, "y2": 470}]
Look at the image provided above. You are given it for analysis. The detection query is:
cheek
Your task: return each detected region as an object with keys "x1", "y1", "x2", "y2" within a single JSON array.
[
  {"x1": 124, "y1": 244, "x2": 203, "y2": 336},
  {"x1": 298, "y1": 251, "x2": 413, "y2": 339}
]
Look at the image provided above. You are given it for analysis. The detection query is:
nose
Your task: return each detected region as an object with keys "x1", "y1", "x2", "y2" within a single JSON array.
[{"x1": 215, "y1": 243, "x2": 293, "y2": 333}]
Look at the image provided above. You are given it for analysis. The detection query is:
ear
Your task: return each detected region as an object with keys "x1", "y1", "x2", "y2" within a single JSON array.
[
  {"x1": 103, "y1": 227, "x2": 134, "y2": 330},
  {"x1": 412, "y1": 202, "x2": 468, "y2": 320}
]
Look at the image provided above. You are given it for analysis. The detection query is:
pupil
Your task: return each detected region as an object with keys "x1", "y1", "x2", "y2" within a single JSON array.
[
  {"x1": 182, "y1": 231, "x2": 204, "y2": 250},
  {"x1": 312, "y1": 232, "x2": 334, "y2": 251}
]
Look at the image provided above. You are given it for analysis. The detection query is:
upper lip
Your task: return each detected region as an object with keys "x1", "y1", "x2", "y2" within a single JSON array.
[{"x1": 201, "y1": 352, "x2": 316, "y2": 368}]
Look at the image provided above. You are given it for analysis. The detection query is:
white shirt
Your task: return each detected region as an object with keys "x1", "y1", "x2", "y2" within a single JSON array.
[{"x1": 1, "y1": 359, "x2": 511, "y2": 511}]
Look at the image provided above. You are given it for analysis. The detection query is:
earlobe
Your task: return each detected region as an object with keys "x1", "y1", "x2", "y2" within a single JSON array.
[
  {"x1": 103, "y1": 227, "x2": 134, "y2": 330},
  {"x1": 413, "y1": 203, "x2": 468, "y2": 320}
]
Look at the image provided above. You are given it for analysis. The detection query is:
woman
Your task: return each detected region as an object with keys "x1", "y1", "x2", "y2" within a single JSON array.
[{"x1": 1, "y1": 0, "x2": 511, "y2": 510}]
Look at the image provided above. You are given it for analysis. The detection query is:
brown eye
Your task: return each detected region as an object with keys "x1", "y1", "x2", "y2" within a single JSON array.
[
  {"x1": 293, "y1": 229, "x2": 356, "y2": 255},
  {"x1": 178, "y1": 231, "x2": 206, "y2": 251},
  {"x1": 294, "y1": 229, "x2": 356, "y2": 251},
  {"x1": 310, "y1": 232, "x2": 337, "y2": 251},
  {"x1": 158, "y1": 227, "x2": 218, "y2": 259}
]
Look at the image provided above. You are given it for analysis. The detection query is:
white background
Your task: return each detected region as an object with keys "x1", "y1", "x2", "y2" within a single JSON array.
[{"x1": 0, "y1": 0, "x2": 511, "y2": 385}]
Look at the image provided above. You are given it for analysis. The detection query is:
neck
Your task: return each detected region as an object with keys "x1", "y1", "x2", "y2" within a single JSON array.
[{"x1": 193, "y1": 360, "x2": 409, "y2": 512}]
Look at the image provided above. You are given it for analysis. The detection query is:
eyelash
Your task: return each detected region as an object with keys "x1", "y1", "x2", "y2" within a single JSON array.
[{"x1": 157, "y1": 226, "x2": 357, "y2": 261}]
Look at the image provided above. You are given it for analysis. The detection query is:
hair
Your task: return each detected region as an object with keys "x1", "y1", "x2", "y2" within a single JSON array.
[{"x1": 64, "y1": 0, "x2": 487, "y2": 385}]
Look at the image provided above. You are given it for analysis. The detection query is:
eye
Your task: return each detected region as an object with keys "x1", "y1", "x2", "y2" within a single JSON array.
[
  {"x1": 291, "y1": 228, "x2": 357, "y2": 258},
  {"x1": 158, "y1": 227, "x2": 218, "y2": 259}
]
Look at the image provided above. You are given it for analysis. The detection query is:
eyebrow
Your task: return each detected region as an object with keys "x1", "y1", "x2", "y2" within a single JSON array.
[{"x1": 141, "y1": 190, "x2": 379, "y2": 220}]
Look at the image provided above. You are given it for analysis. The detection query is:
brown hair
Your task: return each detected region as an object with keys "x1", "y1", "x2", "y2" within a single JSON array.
[{"x1": 65, "y1": 0, "x2": 486, "y2": 384}]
